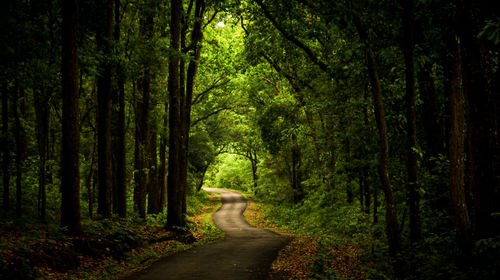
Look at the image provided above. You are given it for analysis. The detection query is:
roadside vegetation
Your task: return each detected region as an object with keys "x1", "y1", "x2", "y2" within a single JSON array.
[{"x1": 0, "y1": 191, "x2": 222, "y2": 280}]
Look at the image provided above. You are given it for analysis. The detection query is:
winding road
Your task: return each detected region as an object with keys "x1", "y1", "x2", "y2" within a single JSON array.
[{"x1": 124, "y1": 188, "x2": 290, "y2": 280}]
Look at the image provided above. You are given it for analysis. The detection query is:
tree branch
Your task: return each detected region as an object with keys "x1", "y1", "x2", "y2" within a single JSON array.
[
  {"x1": 254, "y1": 0, "x2": 334, "y2": 79},
  {"x1": 192, "y1": 106, "x2": 232, "y2": 126}
]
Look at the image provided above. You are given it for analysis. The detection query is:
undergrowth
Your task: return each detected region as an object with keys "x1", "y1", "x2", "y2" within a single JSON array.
[{"x1": 0, "y1": 190, "x2": 223, "y2": 280}]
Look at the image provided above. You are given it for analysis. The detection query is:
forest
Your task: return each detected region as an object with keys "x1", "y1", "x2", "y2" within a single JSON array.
[{"x1": 1, "y1": 0, "x2": 499, "y2": 279}]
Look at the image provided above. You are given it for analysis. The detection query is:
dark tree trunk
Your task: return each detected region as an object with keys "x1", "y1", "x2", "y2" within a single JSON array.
[
  {"x1": 353, "y1": 14, "x2": 401, "y2": 258},
  {"x1": 373, "y1": 182, "x2": 378, "y2": 224},
  {"x1": 148, "y1": 123, "x2": 161, "y2": 214},
  {"x1": 86, "y1": 132, "x2": 97, "y2": 219},
  {"x1": 458, "y1": 0, "x2": 500, "y2": 240},
  {"x1": 419, "y1": 62, "x2": 443, "y2": 160},
  {"x1": 158, "y1": 102, "x2": 168, "y2": 210},
  {"x1": 2, "y1": 83, "x2": 10, "y2": 212},
  {"x1": 196, "y1": 165, "x2": 209, "y2": 192},
  {"x1": 445, "y1": 27, "x2": 473, "y2": 255},
  {"x1": 250, "y1": 152, "x2": 258, "y2": 190},
  {"x1": 61, "y1": 0, "x2": 81, "y2": 233},
  {"x1": 13, "y1": 86, "x2": 26, "y2": 218},
  {"x1": 134, "y1": 12, "x2": 154, "y2": 219},
  {"x1": 401, "y1": 0, "x2": 421, "y2": 243},
  {"x1": 111, "y1": 0, "x2": 126, "y2": 218},
  {"x1": 180, "y1": 0, "x2": 205, "y2": 215},
  {"x1": 134, "y1": 72, "x2": 150, "y2": 218},
  {"x1": 291, "y1": 134, "x2": 303, "y2": 203},
  {"x1": 167, "y1": 0, "x2": 184, "y2": 229},
  {"x1": 97, "y1": 0, "x2": 113, "y2": 218},
  {"x1": 34, "y1": 88, "x2": 50, "y2": 220},
  {"x1": 363, "y1": 171, "x2": 370, "y2": 214}
]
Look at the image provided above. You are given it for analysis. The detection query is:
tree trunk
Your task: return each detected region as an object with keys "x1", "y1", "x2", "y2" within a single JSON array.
[
  {"x1": 196, "y1": 165, "x2": 209, "y2": 192},
  {"x1": 373, "y1": 182, "x2": 378, "y2": 224},
  {"x1": 134, "y1": 12, "x2": 154, "y2": 219},
  {"x1": 167, "y1": 0, "x2": 184, "y2": 229},
  {"x1": 112, "y1": 0, "x2": 126, "y2": 218},
  {"x1": 401, "y1": 0, "x2": 421, "y2": 243},
  {"x1": 34, "y1": 88, "x2": 50, "y2": 220},
  {"x1": 353, "y1": 14, "x2": 401, "y2": 258},
  {"x1": 86, "y1": 132, "x2": 97, "y2": 219},
  {"x1": 158, "y1": 102, "x2": 168, "y2": 210},
  {"x1": 97, "y1": 0, "x2": 113, "y2": 218},
  {"x1": 419, "y1": 62, "x2": 443, "y2": 161},
  {"x1": 291, "y1": 134, "x2": 303, "y2": 203},
  {"x1": 61, "y1": 0, "x2": 81, "y2": 233},
  {"x1": 458, "y1": 0, "x2": 500, "y2": 240},
  {"x1": 250, "y1": 153, "x2": 258, "y2": 190},
  {"x1": 148, "y1": 123, "x2": 161, "y2": 214},
  {"x1": 2, "y1": 83, "x2": 10, "y2": 212},
  {"x1": 445, "y1": 28, "x2": 473, "y2": 255},
  {"x1": 13, "y1": 86, "x2": 26, "y2": 218}
]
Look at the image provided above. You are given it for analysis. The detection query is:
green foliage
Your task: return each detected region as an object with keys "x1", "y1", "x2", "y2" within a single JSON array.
[{"x1": 207, "y1": 154, "x2": 253, "y2": 192}]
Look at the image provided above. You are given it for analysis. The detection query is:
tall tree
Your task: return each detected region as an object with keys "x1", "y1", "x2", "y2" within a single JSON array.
[
  {"x1": 352, "y1": 13, "x2": 402, "y2": 258},
  {"x1": 400, "y1": 0, "x2": 421, "y2": 244},
  {"x1": 134, "y1": 6, "x2": 154, "y2": 219},
  {"x1": 457, "y1": 0, "x2": 500, "y2": 240},
  {"x1": 97, "y1": 0, "x2": 113, "y2": 218},
  {"x1": 179, "y1": 0, "x2": 206, "y2": 214},
  {"x1": 147, "y1": 122, "x2": 161, "y2": 214},
  {"x1": 2, "y1": 83, "x2": 9, "y2": 212},
  {"x1": 445, "y1": 25, "x2": 472, "y2": 256},
  {"x1": 111, "y1": 0, "x2": 127, "y2": 218},
  {"x1": 61, "y1": 0, "x2": 81, "y2": 233},
  {"x1": 34, "y1": 88, "x2": 50, "y2": 220},
  {"x1": 167, "y1": 0, "x2": 184, "y2": 229},
  {"x1": 13, "y1": 86, "x2": 26, "y2": 218}
]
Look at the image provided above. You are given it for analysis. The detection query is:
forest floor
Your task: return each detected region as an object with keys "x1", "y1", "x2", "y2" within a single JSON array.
[
  {"x1": 0, "y1": 193, "x2": 223, "y2": 280},
  {"x1": 243, "y1": 199, "x2": 367, "y2": 279}
]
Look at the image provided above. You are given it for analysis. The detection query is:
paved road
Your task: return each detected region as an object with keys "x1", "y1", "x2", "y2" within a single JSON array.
[{"x1": 123, "y1": 188, "x2": 290, "y2": 280}]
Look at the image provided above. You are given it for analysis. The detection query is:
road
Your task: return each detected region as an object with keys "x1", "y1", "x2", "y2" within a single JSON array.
[{"x1": 123, "y1": 188, "x2": 290, "y2": 280}]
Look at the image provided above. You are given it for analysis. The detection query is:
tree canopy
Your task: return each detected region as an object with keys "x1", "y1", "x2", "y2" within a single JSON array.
[{"x1": 1, "y1": 0, "x2": 500, "y2": 278}]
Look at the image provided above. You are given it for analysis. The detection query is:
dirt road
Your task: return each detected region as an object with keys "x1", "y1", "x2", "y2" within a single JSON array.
[{"x1": 124, "y1": 188, "x2": 290, "y2": 280}]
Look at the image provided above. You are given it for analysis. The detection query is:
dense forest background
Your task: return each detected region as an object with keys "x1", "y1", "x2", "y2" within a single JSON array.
[{"x1": 1, "y1": 0, "x2": 499, "y2": 279}]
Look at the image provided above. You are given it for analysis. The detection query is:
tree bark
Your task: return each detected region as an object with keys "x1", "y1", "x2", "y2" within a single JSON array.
[
  {"x1": 167, "y1": 0, "x2": 184, "y2": 229},
  {"x1": 457, "y1": 0, "x2": 500, "y2": 240},
  {"x1": 158, "y1": 102, "x2": 168, "y2": 210},
  {"x1": 401, "y1": 0, "x2": 421, "y2": 243},
  {"x1": 112, "y1": 0, "x2": 127, "y2": 218},
  {"x1": 97, "y1": 0, "x2": 113, "y2": 218},
  {"x1": 445, "y1": 28, "x2": 473, "y2": 255},
  {"x1": 13, "y1": 86, "x2": 26, "y2": 218},
  {"x1": 180, "y1": 0, "x2": 205, "y2": 214},
  {"x1": 134, "y1": 11, "x2": 154, "y2": 219},
  {"x1": 86, "y1": 132, "x2": 97, "y2": 219},
  {"x1": 148, "y1": 123, "x2": 161, "y2": 214},
  {"x1": 61, "y1": 0, "x2": 81, "y2": 233},
  {"x1": 34, "y1": 88, "x2": 50, "y2": 220},
  {"x1": 250, "y1": 152, "x2": 258, "y2": 190},
  {"x1": 2, "y1": 83, "x2": 9, "y2": 212},
  {"x1": 353, "y1": 14, "x2": 401, "y2": 258}
]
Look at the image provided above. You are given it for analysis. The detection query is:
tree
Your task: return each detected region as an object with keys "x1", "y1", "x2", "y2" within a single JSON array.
[
  {"x1": 400, "y1": 0, "x2": 421, "y2": 244},
  {"x1": 167, "y1": 0, "x2": 207, "y2": 229},
  {"x1": 167, "y1": 0, "x2": 184, "y2": 229},
  {"x1": 111, "y1": 0, "x2": 127, "y2": 218},
  {"x1": 2, "y1": 83, "x2": 9, "y2": 212},
  {"x1": 352, "y1": 11, "x2": 402, "y2": 258},
  {"x1": 96, "y1": 0, "x2": 113, "y2": 219},
  {"x1": 61, "y1": 0, "x2": 81, "y2": 233},
  {"x1": 34, "y1": 88, "x2": 50, "y2": 220},
  {"x1": 134, "y1": 2, "x2": 155, "y2": 219}
]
